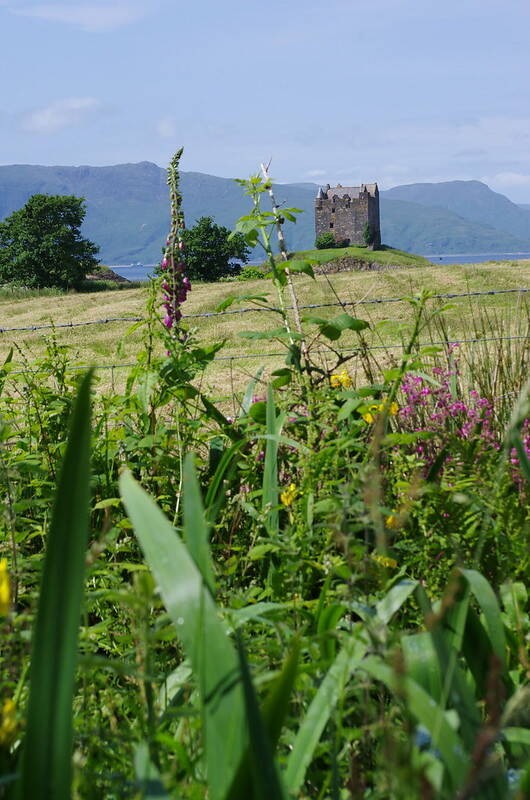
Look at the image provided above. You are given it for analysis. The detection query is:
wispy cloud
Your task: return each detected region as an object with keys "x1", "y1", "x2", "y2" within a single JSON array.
[
  {"x1": 20, "y1": 97, "x2": 102, "y2": 133},
  {"x1": 5, "y1": 2, "x2": 153, "y2": 32},
  {"x1": 156, "y1": 117, "x2": 177, "y2": 139}
]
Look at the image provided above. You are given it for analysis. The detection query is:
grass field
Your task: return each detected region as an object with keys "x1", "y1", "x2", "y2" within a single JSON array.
[{"x1": 1, "y1": 257, "x2": 530, "y2": 401}]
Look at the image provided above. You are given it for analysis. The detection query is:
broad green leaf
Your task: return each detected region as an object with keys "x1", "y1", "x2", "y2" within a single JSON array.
[
  {"x1": 415, "y1": 584, "x2": 481, "y2": 752},
  {"x1": 183, "y1": 454, "x2": 216, "y2": 596},
  {"x1": 119, "y1": 473, "x2": 246, "y2": 800},
  {"x1": 402, "y1": 632, "x2": 443, "y2": 702},
  {"x1": 460, "y1": 569, "x2": 507, "y2": 669},
  {"x1": 285, "y1": 633, "x2": 367, "y2": 795},
  {"x1": 17, "y1": 371, "x2": 92, "y2": 800}
]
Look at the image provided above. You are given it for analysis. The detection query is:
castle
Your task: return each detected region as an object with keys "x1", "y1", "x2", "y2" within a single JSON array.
[{"x1": 315, "y1": 183, "x2": 381, "y2": 247}]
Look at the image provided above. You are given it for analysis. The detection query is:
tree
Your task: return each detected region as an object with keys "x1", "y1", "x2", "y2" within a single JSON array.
[
  {"x1": 0, "y1": 194, "x2": 99, "y2": 290},
  {"x1": 182, "y1": 216, "x2": 250, "y2": 281}
]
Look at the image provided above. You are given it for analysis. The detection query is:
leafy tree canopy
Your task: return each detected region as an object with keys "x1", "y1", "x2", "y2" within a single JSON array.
[
  {"x1": 0, "y1": 194, "x2": 99, "y2": 290},
  {"x1": 183, "y1": 216, "x2": 250, "y2": 282}
]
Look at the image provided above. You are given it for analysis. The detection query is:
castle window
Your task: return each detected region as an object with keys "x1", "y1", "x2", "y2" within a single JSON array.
[
  {"x1": 331, "y1": 207, "x2": 335, "y2": 213},
  {"x1": 329, "y1": 222, "x2": 334, "y2": 229}
]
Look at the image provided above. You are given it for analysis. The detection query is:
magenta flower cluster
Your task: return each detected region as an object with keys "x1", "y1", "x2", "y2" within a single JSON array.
[
  {"x1": 399, "y1": 364, "x2": 498, "y2": 463},
  {"x1": 160, "y1": 243, "x2": 191, "y2": 330},
  {"x1": 160, "y1": 148, "x2": 191, "y2": 336},
  {"x1": 509, "y1": 419, "x2": 530, "y2": 489}
]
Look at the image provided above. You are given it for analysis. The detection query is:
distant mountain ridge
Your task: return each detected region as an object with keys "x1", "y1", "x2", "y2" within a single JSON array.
[{"x1": 1, "y1": 163, "x2": 530, "y2": 264}]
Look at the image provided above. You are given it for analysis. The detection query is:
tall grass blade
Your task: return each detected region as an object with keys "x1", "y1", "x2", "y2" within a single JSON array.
[
  {"x1": 226, "y1": 640, "x2": 299, "y2": 800},
  {"x1": 119, "y1": 472, "x2": 246, "y2": 800},
  {"x1": 460, "y1": 568, "x2": 507, "y2": 669},
  {"x1": 262, "y1": 386, "x2": 285, "y2": 536},
  {"x1": 182, "y1": 453, "x2": 215, "y2": 595},
  {"x1": 285, "y1": 634, "x2": 366, "y2": 795},
  {"x1": 17, "y1": 371, "x2": 92, "y2": 800},
  {"x1": 134, "y1": 742, "x2": 172, "y2": 799},
  {"x1": 231, "y1": 633, "x2": 287, "y2": 800},
  {"x1": 360, "y1": 656, "x2": 469, "y2": 792}
]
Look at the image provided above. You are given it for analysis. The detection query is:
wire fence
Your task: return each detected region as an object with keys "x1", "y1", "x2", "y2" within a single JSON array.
[
  {"x1": 1, "y1": 286, "x2": 529, "y2": 334},
  {"x1": 1, "y1": 284, "x2": 529, "y2": 381}
]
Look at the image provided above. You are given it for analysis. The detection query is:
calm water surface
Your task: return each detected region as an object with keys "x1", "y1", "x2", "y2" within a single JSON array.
[{"x1": 111, "y1": 253, "x2": 530, "y2": 283}]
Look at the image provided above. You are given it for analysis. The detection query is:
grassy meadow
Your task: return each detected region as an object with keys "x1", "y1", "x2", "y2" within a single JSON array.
[
  {"x1": 1, "y1": 257, "x2": 530, "y2": 402},
  {"x1": 2, "y1": 243, "x2": 530, "y2": 798}
]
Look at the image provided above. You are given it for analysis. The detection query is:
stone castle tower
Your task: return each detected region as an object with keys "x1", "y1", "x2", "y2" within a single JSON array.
[{"x1": 315, "y1": 183, "x2": 381, "y2": 247}]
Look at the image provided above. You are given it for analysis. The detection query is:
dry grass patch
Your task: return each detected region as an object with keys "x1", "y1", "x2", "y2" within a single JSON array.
[{"x1": 1, "y1": 261, "x2": 530, "y2": 396}]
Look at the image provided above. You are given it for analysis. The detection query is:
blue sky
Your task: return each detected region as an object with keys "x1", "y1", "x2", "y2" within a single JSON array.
[{"x1": 1, "y1": 0, "x2": 530, "y2": 200}]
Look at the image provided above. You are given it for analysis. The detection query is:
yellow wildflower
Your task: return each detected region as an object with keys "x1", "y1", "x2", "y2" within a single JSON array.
[
  {"x1": 385, "y1": 513, "x2": 401, "y2": 530},
  {"x1": 361, "y1": 403, "x2": 380, "y2": 424},
  {"x1": 330, "y1": 369, "x2": 352, "y2": 389},
  {"x1": 361, "y1": 399, "x2": 399, "y2": 423},
  {"x1": 0, "y1": 559, "x2": 10, "y2": 616},
  {"x1": 0, "y1": 699, "x2": 17, "y2": 748},
  {"x1": 280, "y1": 483, "x2": 298, "y2": 507},
  {"x1": 371, "y1": 553, "x2": 398, "y2": 569}
]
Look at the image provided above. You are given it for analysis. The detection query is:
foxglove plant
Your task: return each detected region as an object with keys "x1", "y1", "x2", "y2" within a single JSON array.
[{"x1": 160, "y1": 148, "x2": 191, "y2": 341}]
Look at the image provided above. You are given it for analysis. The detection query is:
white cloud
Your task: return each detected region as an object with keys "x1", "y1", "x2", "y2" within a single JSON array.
[
  {"x1": 156, "y1": 117, "x2": 177, "y2": 139},
  {"x1": 7, "y1": 2, "x2": 152, "y2": 32},
  {"x1": 20, "y1": 97, "x2": 102, "y2": 133}
]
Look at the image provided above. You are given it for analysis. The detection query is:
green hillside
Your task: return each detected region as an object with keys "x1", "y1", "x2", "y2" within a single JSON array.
[
  {"x1": 379, "y1": 197, "x2": 530, "y2": 254},
  {"x1": 383, "y1": 180, "x2": 530, "y2": 242}
]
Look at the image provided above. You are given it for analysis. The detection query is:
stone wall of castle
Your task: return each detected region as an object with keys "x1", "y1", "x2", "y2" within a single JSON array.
[{"x1": 315, "y1": 188, "x2": 380, "y2": 247}]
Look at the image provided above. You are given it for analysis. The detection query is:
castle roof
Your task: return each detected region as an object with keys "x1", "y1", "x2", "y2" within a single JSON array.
[{"x1": 317, "y1": 183, "x2": 378, "y2": 199}]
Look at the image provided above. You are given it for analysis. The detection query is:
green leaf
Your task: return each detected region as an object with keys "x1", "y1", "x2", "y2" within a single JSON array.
[
  {"x1": 216, "y1": 293, "x2": 270, "y2": 313},
  {"x1": 285, "y1": 260, "x2": 315, "y2": 279},
  {"x1": 303, "y1": 313, "x2": 369, "y2": 341},
  {"x1": 119, "y1": 473, "x2": 246, "y2": 800},
  {"x1": 17, "y1": 371, "x2": 92, "y2": 800},
  {"x1": 402, "y1": 632, "x2": 443, "y2": 702},
  {"x1": 502, "y1": 727, "x2": 530, "y2": 746},
  {"x1": 460, "y1": 568, "x2": 507, "y2": 670},
  {"x1": 271, "y1": 368, "x2": 292, "y2": 389}
]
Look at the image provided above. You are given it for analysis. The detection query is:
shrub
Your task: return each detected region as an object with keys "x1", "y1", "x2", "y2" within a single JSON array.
[
  {"x1": 236, "y1": 265, "x2": 266, "y2": 281},
  {"x1": 315, "y1": 232, "x2": 336, "y2": 249}
]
